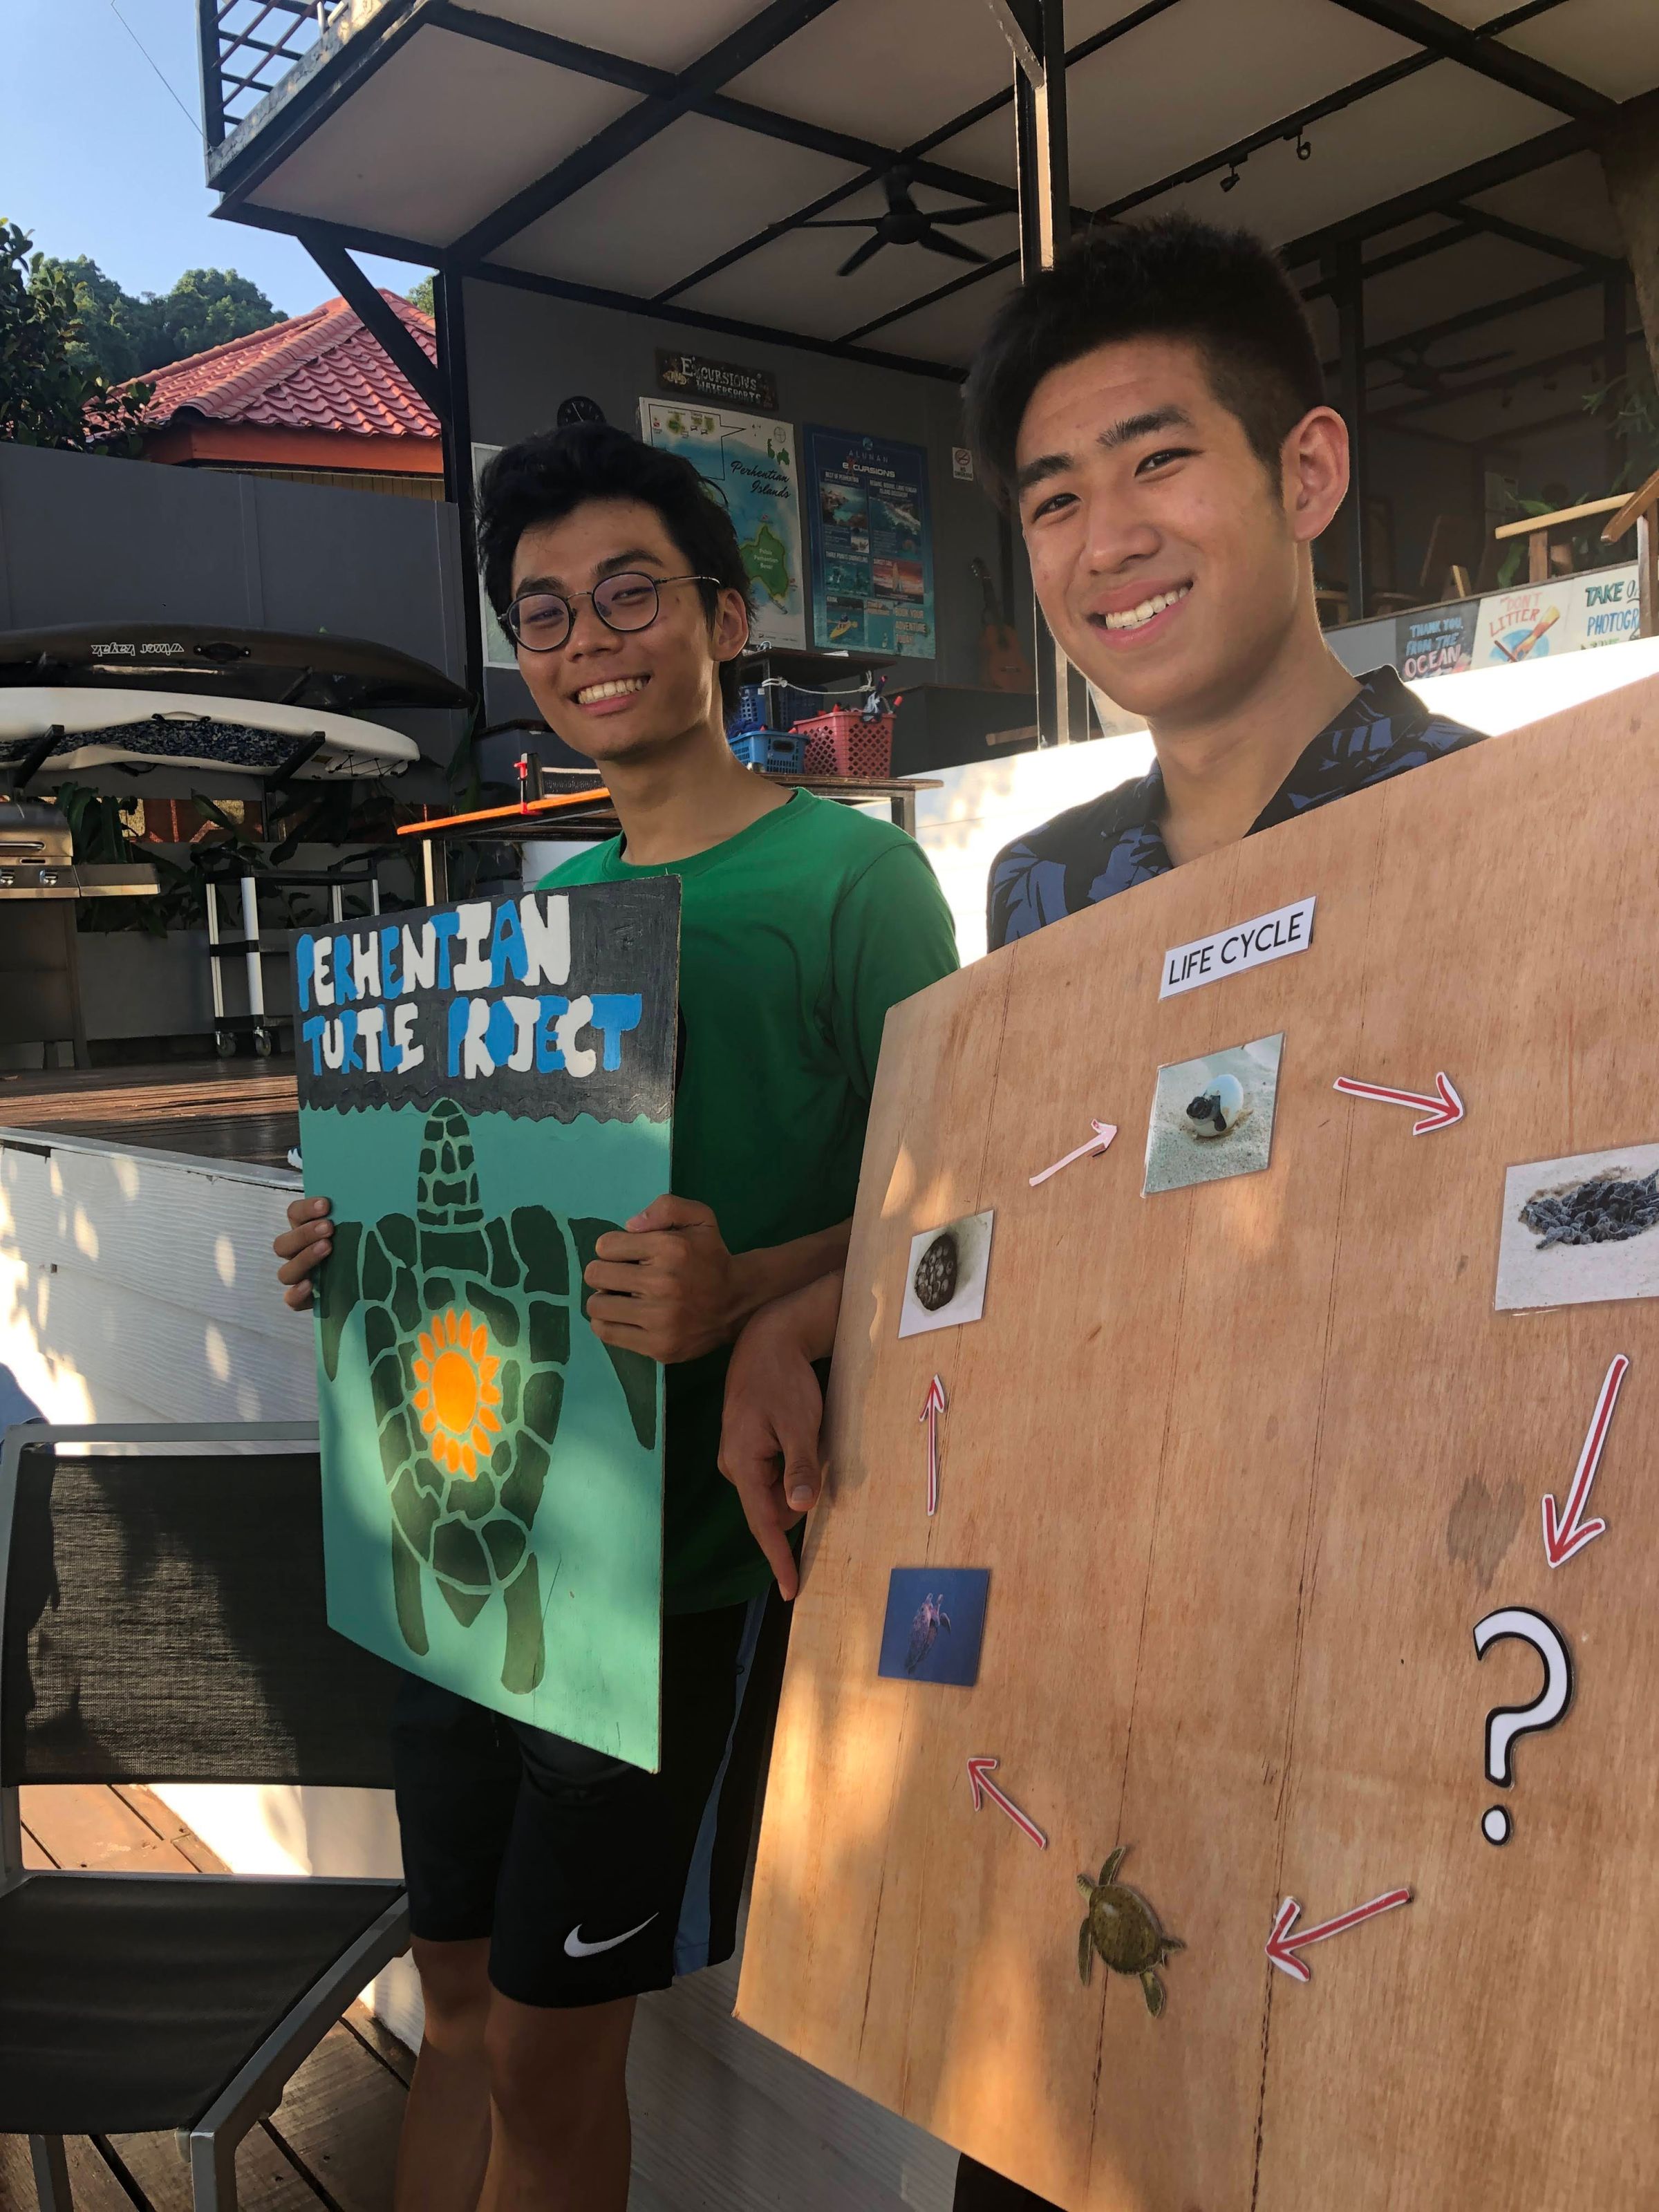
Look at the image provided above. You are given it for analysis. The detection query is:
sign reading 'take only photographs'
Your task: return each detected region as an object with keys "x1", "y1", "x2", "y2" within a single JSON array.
[{"x1": 1159, "y1": 896, "x2": 1316, "y2": 999}]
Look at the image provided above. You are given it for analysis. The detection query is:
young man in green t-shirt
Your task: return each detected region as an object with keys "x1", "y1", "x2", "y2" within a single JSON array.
[{"x1": 274, "y1": 422, "x2": 957, "y2": 2211}]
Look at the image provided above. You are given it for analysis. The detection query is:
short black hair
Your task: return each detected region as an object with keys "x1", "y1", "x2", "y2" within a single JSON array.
[
  {"x1": 965, "y1": 215, "x2": 1325, "y2": 510},
  {"x1": 476, "y1": 422, "x2": 753, "y2": 709}
]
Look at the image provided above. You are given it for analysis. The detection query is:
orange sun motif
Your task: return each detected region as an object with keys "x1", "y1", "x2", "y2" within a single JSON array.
[{"x1": 411, "y1": 1308, "x2": 503, "y2": 1479}]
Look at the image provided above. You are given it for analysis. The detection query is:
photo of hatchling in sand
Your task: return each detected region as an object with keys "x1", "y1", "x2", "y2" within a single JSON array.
[
  {"x1": 1144, "y1": 1033, "x2": 1284, "y2": 1196},
  {"x1": 1497, "y1": 1141, "x2": 1659, "y2": 1311}
]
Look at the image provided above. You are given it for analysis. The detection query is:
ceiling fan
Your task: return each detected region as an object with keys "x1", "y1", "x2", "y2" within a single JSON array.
[
  {"x1": 800, "y1": 166, "x2": 1002, "y2": 277},
  {"x1": 1374, "y1": 342, "x2": 1515, "y2": 397}
]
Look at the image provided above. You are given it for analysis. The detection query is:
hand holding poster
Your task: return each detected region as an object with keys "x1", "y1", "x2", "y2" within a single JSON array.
[{"x1": 293, "y1": 879, "x2": 679, "y2": 1768}]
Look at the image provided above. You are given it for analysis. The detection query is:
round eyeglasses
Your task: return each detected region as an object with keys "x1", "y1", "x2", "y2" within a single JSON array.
[{"x1": 503, "y1": 571, "x2": 720, "y2": 653}]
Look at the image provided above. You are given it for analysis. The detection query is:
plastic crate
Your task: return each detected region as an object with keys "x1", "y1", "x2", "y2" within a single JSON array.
[
  {"x1": 791, "y1": 705, "x2": 892, "y2": 779},
  {"x1": 729, "y1": 728, "x2": 806, "y2": 773}
]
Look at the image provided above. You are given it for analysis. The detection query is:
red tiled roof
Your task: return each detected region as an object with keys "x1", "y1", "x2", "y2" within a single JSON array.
[{"x1": 124, "y1": 291, "x2": 439, "y2": 442}]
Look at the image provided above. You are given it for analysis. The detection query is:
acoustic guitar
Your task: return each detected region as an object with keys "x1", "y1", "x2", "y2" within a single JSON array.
[{"x1": 971, "y1": 556, "x2": 1033, "y2": 691}]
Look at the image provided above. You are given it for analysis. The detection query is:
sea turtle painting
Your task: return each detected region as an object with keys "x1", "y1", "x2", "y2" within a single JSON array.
[
  {"x1": 1076, "y1": 1845, "x2": 1185, "y2": 2016},
  {"x1": 315, "y1": 1097, "x2": 657, "y2": 1698}
]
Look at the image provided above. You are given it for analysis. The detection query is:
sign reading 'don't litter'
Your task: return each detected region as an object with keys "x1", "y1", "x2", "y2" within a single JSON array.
[{"x1": 1159, "y1": 896, "x2": 1315, "y2": 999}]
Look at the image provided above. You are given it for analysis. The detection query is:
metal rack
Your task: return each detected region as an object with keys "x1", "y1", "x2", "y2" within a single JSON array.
[{"x1": 200, "y1": 850, "x2": 387, "y2": 1060}]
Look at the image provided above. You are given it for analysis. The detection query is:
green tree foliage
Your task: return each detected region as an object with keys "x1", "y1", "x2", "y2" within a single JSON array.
[
  {"x1": 35, "y1": 254, "x2": 286, "y2": 381},
  {"x1": 407, "y1": 274, "x2": 435, "y2": 317},
  {"x1": 0, "y1": 220, "x2": 151, "y2": 452},
  {"x1": 142, "y1": 267, "x2": 286, "y2": 369}
]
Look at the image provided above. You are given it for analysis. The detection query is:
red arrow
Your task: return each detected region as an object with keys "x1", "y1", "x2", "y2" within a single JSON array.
[
  {"x1": 1544, "y1": 1353, "x2": 1628, "y2": 1568},
  {"x1": 919, "y1": 1375, "x2": 947, "y2": 1517},
  {"x1": 1332, "y1": 1070, "x2": 1463, "y2": 1134},
  {"x1": 965, "y1": 1757, "x2": 1047, "y2": 1849},
  {"x1": 1266, "y1": 1887, "x2": 1412, "y2": 1983}
]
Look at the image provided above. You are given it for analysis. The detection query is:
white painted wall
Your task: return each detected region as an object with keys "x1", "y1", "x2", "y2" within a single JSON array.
[
  {"x1": 912, "y1": 632, "x2": 1659, "y2": 962},
  {"x1": 0, "y1": 1125, "x2": 955, "y2": 2208}
]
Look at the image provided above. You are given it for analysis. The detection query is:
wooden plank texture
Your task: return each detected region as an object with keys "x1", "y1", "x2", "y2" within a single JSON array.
[
  {"x1": 265, "y1": 2024, "x2": 403, "y2": 2212},
  {"x1": 18, "y1": 1786, "x2": 200, "y2": 1875},
  {"x1": 0, "y1": 2131, "x2": 135, "y2": 2212},
  {"x1": 0, "y1": 1063, "x2": 299, "y2": 1168},
  {"x1": 107, "y1": 2124, "x2": 322, "y2": 2212},
  {"x1": 737, "y1": 673, "x2": 1659, "y2": 2206}
]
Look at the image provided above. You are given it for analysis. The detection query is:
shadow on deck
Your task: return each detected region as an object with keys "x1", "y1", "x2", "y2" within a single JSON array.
[{"x1": 0, "y1": 1785, "x2": 409, "y2": 2212}]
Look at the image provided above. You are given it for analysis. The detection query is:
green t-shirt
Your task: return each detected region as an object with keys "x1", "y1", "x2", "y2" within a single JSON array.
[{"x1": 540, "y1": 788, "x2": 959, "y2": 1611}]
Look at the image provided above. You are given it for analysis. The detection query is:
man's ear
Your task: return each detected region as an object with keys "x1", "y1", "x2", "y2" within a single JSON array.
[
  {"x1": 712, "y1": 586, "x2": 751, "y2": 667},
  {"x1": 1281, "y1": 406, "x2": 1350, "y2": 547}
]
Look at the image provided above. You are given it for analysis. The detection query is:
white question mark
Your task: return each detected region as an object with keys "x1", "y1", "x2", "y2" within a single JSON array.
[{"x1": 1472, "y1": 1607, "x2": 1573, "y2": 1844}]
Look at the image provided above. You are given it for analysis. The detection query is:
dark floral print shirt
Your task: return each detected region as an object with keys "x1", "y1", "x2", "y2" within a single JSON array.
[{"x1": 987, "y1": 666, "x2": 1485, "y2": 953}]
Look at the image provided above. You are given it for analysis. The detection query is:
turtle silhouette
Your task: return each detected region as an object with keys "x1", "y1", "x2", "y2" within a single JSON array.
[{"x1": 315, "y1": 1097, "x2": 657, "y2": 1696}]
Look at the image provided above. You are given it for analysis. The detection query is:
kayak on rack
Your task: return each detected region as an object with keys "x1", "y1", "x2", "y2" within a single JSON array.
[
  {"x1": 0, "y1": 686, "x2": 420, "y2": 780},
  {"x1": 0, "y1": 621, "x2": 466, "y2": 785}
]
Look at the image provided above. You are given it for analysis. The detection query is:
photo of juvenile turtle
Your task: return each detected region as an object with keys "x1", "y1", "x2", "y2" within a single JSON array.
[
  {"x1": 904, "y1": 1591, "x2": 951, "y2": 1674},
  {"x1": 877, "y1": 1566, "x2": 990, "y2": 1687},
  {"x1": 1077, "y1": 1845, "x2": 1185, "y2": 2016},
  {"x1": 1145, "y1": 1033, "x2": 1283, "y2": 1196},
  {"x1": 898, "y1": 1208, "x2": 995, "y2": 1338},
  {"x1": 1496, "y1": 1140, "x2": 1659, "y2": 1311},
  {"x1": 315, "y1": 1098, "x2": 657, "y2": 1697}
]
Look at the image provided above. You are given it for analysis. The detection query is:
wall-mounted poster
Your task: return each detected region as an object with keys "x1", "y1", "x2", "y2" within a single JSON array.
[
  {"x1": 1472, "y1": 562, "x2": 1640, "y2": 666},
  {"x1": 638, "y1": 400, "x2": 805, "y2": 649},
  {"x1": 294, "y1": 879, "x2": 680, "y2": 1768},
  {"x1": 805, "y1": 427, "x2": 936, "y2": 658},
  {"x1": 471, "y1": 442, "x2": 518, "y2": 671},
  {"x1": 1395, "y1": 601, "x2": 1478, "y2": 680}
]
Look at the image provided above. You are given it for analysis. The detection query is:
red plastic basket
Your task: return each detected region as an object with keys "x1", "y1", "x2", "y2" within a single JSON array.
[{"x1": 791, "y1": 706, "x2": 893, "y2": 779}]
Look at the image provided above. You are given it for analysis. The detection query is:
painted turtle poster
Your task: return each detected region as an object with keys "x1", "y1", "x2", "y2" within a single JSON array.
[
  {"x1": 294, "y1": 879, "x2": 679, "y2": 1768},
  {"x1": 805, "y1": 427, "x2": 935, "y2": 658},
  {"x1": 637, "y1": 399, "x2": 805, "y2": 648}
]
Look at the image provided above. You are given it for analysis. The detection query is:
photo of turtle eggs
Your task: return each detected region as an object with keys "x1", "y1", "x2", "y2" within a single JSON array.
[
  {"x1": 1495, "y1": 1141, "x2": 1659, "y2": 1311},
  {"x1": 1143, "y1": 1033, "x2": 1284, "y2": 1197},
  {"x1": 897, "y1": 1209, "x2": 995, "y2": 1338}
]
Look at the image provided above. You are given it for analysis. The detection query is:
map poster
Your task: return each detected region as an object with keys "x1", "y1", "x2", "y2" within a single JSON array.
[
  {"x1": 637, "y1": 400, "x2": 805, "y2": 649},
  {"x1": 294, "y1": 879, "x2": 680, "y2": 1769},
  {"x1": 805, "y1": 427, "x2": 936, "y2": 657}
]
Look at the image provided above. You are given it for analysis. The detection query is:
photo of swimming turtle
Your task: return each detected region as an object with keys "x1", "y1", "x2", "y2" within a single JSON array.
[
  {"x1": 314, "y1": 1096, "x2": 657, "y2": 1697},
  {"x1": 1077, "y1": 1845, "x2": 1185, "y2": 2016},
  {"x1": 905, "y1": 1591, "x2": 952, "y2": 1675}
]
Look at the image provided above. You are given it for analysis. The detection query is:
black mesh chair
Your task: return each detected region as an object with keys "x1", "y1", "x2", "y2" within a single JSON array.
[{"x1": 0, "y1": 1423, "x2": 409, "y2": 2212}]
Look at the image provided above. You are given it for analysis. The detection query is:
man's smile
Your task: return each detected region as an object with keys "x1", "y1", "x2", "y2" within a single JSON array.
[
  {"x1": 573, "y1": 674, "x2": 652, "y2": 709},
  {"x1": 1085, "y1": 579, "x2": 1193, "y2": 643}
]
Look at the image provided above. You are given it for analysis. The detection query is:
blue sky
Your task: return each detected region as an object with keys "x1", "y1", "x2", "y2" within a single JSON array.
[{"x1": 3, "y1": 0, "x2": 430, "y2": 312}]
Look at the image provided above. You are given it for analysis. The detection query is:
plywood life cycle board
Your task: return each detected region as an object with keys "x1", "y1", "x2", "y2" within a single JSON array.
[{"x1": 738, "y1": 675, "x2": 1659, "y2": 2209}]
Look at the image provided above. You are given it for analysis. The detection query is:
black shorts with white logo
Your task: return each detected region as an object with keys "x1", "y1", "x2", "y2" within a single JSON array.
[{"x1": 391, "y1": 1588, "x2": 787, "y2": 2007}]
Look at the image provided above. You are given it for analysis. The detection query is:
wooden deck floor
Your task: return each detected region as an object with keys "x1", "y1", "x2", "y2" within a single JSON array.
[
  {"x1": 0, "y1": 1786, "x2": 408, "y2": 2212},
  {"x1": 0, "y1": 1063, "x2": 299, "y2": 1170}
]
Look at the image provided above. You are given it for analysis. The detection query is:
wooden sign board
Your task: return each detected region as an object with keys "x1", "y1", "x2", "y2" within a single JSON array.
[{"x1": 737, "y1": 675, "x2": 1659, "y2": 2208}]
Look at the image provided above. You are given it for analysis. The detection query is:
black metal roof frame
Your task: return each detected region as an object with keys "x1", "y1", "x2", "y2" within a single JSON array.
[{"x1": 201, "y1": 0, "x2": 1621, "y2": 376}]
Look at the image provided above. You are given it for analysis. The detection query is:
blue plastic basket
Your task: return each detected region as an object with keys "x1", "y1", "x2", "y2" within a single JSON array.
[{"x1": 729, "y1": 729, "x2": 806, "y2": 773}]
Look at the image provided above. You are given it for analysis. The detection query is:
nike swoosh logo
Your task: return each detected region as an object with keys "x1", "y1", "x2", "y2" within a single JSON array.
[{"x1": 563, "y1": 1913, "x2": 657, "y2": 1959}]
